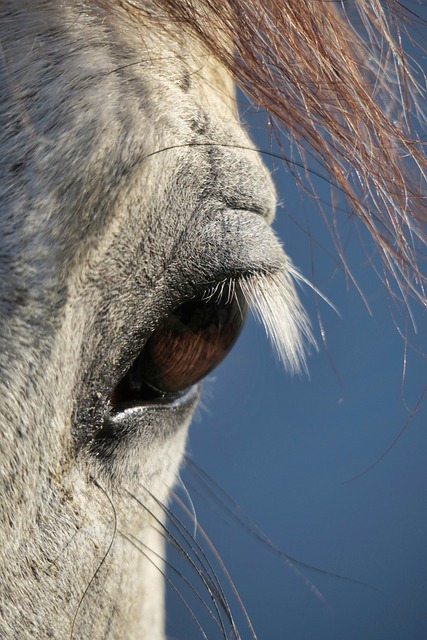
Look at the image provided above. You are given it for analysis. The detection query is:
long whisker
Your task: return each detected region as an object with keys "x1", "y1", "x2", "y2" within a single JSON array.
[
  {"x1": 343, "y1": 382, "x2": 427, "y2": 484},
  {"x1": 177, "y1": 474, "x2": 199, "y2": 539},
  {"x1": 70, "y1": 479, "x2": 117, "y2": 640},
  {"x1": 120, "y1": 530, "x2": 210, "y2": 640},
  {"x1": 140, "y1": 488, "x2": 239, "y2": 627},
  {"x1": 157, "y1": 503, "x2": 237, "y2": 639},
  {"x1": 45, "y1": 529, "x2": 80, "y2": 569},
  {"x1": 184, "y1": 457, "x2": 377, "y2": 593},
  {"x1": 126, "y1": 488, "x2": 237, "y2": 638},
  {"x1": 141, "y1": 141, "x2": 347, "y2": 196},
  {"x1": 121, "y1": 529, "x2": 228, "y2": 637},
  {"x1": 170, "y1": 490, "x2": 258, "y2": 640}
]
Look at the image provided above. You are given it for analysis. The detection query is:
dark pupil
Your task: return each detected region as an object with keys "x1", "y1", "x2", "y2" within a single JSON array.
[{"x1": 112, "y1": 282, "x2": 247, "y2": 408}]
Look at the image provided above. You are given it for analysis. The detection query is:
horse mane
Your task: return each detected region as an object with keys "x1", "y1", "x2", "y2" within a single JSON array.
[{"x1": 111, "y1": 0, "x2": 427, "y2": 306}]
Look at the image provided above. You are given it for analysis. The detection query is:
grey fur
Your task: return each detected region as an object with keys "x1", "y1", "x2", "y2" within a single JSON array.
[{"x1": 0, "y1": 2, "x2": 307, "y2": 638}]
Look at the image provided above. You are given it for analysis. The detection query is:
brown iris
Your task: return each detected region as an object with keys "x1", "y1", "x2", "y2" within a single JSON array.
[{"x1": 111, "y1": 281, "x2": 247, "y2": 409}]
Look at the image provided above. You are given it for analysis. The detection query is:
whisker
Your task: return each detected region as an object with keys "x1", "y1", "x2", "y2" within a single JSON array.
[
  {"x1": 176, "y1": 474, "x2": 199, "y2": 539},
  {"x1": 141, "y1": 489, "x2": 237, "y2": 621},
  {"x1": 121, "y1": 530, "x2": 228, "y2": 637},
  {"x1": 120, "y1": 530, "x2": 211, "y2": 640},
  {"x1": 184, "y1": 457, "x2": 377, "y2": 594},
  {"x1": 159, "y1": 525, "x2": 232, "y2": 639},
  {"x1": 129, "y1": 491, "x2": 225, "y2": 602},
  {"x1": 45, "y1": 529, "x2": 80, "y2": 569},
  {"x1": 70, "y1": 479, "x2": 117, "y2": 640},
  {"x1": 170, "y1": 490, "x2": 258, "y2": 640},
  {"x1": 342, "y1": 383, "x2": 427, "y2": 484},
  {"x1": 160, "y1": 508, "x2": 237, "y2": 639},
  {"x1": 126, "y1": 489, "x2": 237, "y2": 638}
]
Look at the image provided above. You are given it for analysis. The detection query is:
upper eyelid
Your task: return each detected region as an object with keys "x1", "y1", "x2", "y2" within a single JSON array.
[{"x1": 155, "y1": 210, "x2": 313, "y2": 372}]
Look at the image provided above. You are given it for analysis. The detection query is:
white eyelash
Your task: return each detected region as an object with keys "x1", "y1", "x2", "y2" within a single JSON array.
[{"x1": 239, "y1": 261, "x2": 315, "y2": 375}]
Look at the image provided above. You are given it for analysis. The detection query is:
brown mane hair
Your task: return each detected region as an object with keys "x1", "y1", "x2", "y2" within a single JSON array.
[{"x1": 121, "y1": 0, "x2": 427, "y2": 304}]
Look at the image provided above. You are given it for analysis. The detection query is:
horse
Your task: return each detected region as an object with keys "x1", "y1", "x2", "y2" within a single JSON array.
[{"x1": 0, "y1": 1, "x2": 425, "y2": 639}]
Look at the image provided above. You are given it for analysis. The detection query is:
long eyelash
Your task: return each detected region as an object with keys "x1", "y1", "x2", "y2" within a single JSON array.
[
  {"x1": 200, "y1": 254, "x2": 315, "y2": 374},
  {"x1": 239, "y1": 262, "x2": 315, "y2": 374},
  {"x1": 201, "y1": 278, "x2": 235, "y2": 305}
]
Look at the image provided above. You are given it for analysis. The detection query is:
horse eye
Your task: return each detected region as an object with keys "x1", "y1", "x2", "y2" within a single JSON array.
[{"x1": 111, "y1": 282, "x2": 247, "y2": 409}]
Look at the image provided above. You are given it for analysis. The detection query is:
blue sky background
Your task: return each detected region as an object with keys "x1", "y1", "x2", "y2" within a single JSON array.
[{"x1": 166, "y1": 5, "x2": 427, "y2": 638}]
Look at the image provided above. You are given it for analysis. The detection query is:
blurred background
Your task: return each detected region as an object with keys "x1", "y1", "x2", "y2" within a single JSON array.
[{"x1": 166, "y1": 3, "x2": 427, "y2": 638}]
